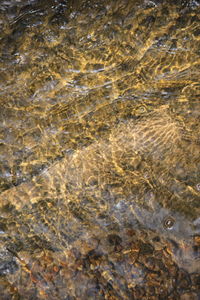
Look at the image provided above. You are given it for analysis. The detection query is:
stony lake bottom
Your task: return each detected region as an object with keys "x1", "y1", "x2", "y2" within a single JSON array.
[{"x1": 0, "y1": 0, "x2": 200, "y2": 299}]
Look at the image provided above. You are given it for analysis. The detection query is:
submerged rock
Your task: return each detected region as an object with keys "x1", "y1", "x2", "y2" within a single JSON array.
[{"x1": 0, "y1": 0, "x2": 199, "y2": 299}]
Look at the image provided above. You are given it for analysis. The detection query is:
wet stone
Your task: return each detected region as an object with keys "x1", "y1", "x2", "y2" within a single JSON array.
[
  {"x1": 0, "y1": 0, "x2": 199, "y2": 299},
  {"x1": 0, "y1": 259, "x2": 19, "y2": 276}
]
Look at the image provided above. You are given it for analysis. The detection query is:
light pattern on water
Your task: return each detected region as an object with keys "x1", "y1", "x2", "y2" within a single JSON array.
[{"x1": 0, "y1": 0, "x2": 199, "y2": 299}]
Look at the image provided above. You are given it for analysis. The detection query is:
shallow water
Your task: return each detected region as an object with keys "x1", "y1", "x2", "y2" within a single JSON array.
[{"x1": 0, "y1": 0, "x2": 200, "y2": 299}]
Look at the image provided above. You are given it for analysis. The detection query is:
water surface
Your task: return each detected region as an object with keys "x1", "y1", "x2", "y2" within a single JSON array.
[{"x1": 0, "y1": 0, "x2": 200, "y2": 299}]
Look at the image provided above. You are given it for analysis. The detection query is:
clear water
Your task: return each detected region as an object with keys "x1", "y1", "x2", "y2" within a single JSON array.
[{"x1": 0, "y1": 0, "x2": 199, "y2": 299}]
